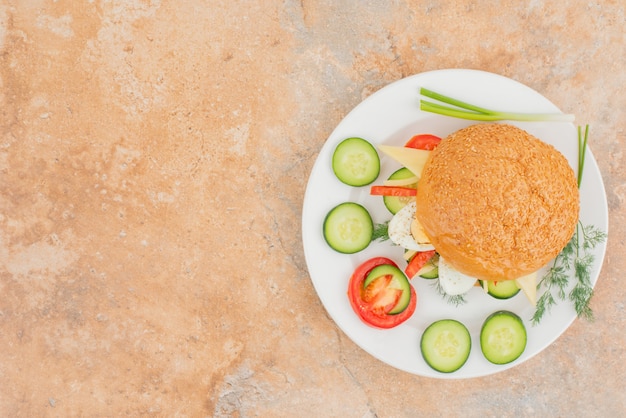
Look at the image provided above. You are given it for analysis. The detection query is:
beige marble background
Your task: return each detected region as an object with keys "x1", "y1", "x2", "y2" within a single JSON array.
[{"x1": 1, "y1": 0, "x2": 625, "y2": 416}]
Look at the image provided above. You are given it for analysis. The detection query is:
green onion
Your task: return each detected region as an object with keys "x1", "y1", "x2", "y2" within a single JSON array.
[
  {"x1": 419, "y1": 87, "x2": 575, "y2": 122},
  {"x1": 577, "y1": 125, "x2": 589, "y2": 187}
]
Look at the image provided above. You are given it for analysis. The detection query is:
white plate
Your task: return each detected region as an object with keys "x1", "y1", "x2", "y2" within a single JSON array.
[{"x1": 301, "y1": 69, "x2": 608, "y2": 379}]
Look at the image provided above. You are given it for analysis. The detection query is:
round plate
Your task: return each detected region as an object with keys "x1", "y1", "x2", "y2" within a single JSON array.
[{"x1": 301, "y1": 69, "x2": 608, "y2": 379}]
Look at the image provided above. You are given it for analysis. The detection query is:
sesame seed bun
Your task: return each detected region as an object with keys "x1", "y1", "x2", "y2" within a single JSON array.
[{"x1": 415, "y1": 123, "x2": 579, "y2": 281}]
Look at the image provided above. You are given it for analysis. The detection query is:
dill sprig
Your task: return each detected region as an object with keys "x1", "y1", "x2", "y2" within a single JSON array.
[
  {"x1": 532, "y1": 222, "x2": 606, "y2": 325},
  {"x1": 372, "y1": 221, "x2": 390, "y2": 242},
  {"x1": 532, "y1": 126, "x2": 607, "y2": 325}
]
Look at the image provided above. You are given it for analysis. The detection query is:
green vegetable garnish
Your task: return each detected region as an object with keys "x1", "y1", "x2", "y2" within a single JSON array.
[
  {"x1": 532, "y1": 125, "x2": 607, "y2": 325},
  {"x1": 577, "y1": 124, "x2": 589, "y2": 187},
  {"x1": 419, "y1": 87, "x2": 575, "y2": 122},
  {"x1": 532, "y1": 222, "x2": 606, "y2": 325},
  {"x1": 372, "y1": 221, "x2": 390, "y2": 242}
]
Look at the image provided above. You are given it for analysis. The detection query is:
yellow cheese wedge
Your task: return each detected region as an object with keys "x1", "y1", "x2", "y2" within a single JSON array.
[
  {"x1": 384, "y1": 175, "x2": 420, "y2": 187},
  {"x1": 515, "y1": 272, "x2": 538, "y2": 306},
  {"x1": 378, "y1": 145, "x2": 431, "y2": 178},
  {"x1": 403, "y1": 249, "x2": 417, "y2": 261},
  {"x1": 410, "y1": 217, "x2": 431, "y2": 245}
]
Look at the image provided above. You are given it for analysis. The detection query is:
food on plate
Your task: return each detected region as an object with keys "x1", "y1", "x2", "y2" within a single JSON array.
[
  {"x1": 388, "y1": 202, "x2": 435, "y2": 252},
  {"x1": 479, "y1": 279, "x2": 521, "y2": 300},
  {"x1": 404, "y1": 133, "x2": 442, "y2": 150},
  {"x1": 437, "y1": 257, "x2": 480, "y2": 296},
  {"x1": 383, "y1": 167, "x2": 417, "y2": 214},
  {"x1": 415, "y1": 252, "x2": 440, "y2": 279},
  {"x1": 420, "y1": 319, "x2": 471, "y2": 373},
  {"x1": 377, "y1": 145, "x2": 430, "y2": 178},
  {"x1": 404, "y1": 249, "x2": 437, "y2": 279},
  {"x1": 480, "y1": 311, "x2": 527, "y2": 364},
  {"x1": 332, "y1": 137, "x2": 380, "y2": 186},
  {"x1": 323, "y1": 202, "x2": 373, "y2": 254},
  {"x1": 415, "y1": 123, "x2": 580, "y2": 282},
  {"x1": 347, "y1": 257, "x2": 417, "y2": 329},
  {"x1": 421, "y1": 309, "x2": 527, "y2": 371}
]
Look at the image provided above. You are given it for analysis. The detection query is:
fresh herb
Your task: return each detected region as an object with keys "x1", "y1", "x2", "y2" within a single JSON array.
[
  {"x1": 431, "y1": 279, "x2": 467, "y2": 307},
  {"x1": 419, "y1": 87, "x2": 575, "y2": 122},
  {"x1": 532, "y1": 222, "x2": 607, "y2": 324},
  {"x1": 372, "y1": 221, "x2": 390, "y2": 242},
  {"x1": 532, "y1": 125, "x2": 607, "y2": 325}
]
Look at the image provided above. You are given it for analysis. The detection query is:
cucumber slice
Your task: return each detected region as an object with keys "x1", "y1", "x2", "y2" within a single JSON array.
[
  {"x1": 417, "y1": 253, "x2": 440, "y2": 279},
  {"x1": 383, "y1": 167, "x2": 417, "y2": 214},
  {"x1": 480, "y1": 279, "x2": 520, "y2": 299},
  {"x1": 332, "y1": 137, "x2": 380, "y2": 186},
  {"x1": 480, "y1": 311, "x2": 527, "y2": 365},
  {"x1": 419, "y1": 265, "x2": 439, "y2": 279},
  {"x1": 323, "y1": 202, "x2": 373, "y2": 254},
  {"x1": 421, "y1": 319, "x2": 471, "y2": 373},
  {"x1": 364, "y1": 264, "x2": 411, "y2": 314}
]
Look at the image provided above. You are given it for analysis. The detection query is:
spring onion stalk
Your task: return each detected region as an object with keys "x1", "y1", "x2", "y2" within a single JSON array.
[
  {"x1": 577, "y1": 125, "x2": 589, "y2": 187},
  {"x1": 419, "y1": 87, "x2": 576, "y2": 122}
]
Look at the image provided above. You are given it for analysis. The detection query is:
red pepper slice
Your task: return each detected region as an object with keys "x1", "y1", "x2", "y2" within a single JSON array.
[
  {"x1": 405, "y1": 250, "x2": 437, "y2": 279},
  {"x1": 370, "y1": 185, "x2": 417, "y2": 197},
  {"x1": 405, "y1": 134, "x2": 442, "y2": 150},
  {"x1": 348, "y1": 257, "x2": 417, "y2": 329}
]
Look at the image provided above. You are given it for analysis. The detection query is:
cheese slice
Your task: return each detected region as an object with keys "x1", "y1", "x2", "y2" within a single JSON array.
[
  {"x1": 384, "y1": 175, "x2": 420, "y2": 187},
  {"x1": 410, "y1": 217, "x2": 431, "y2": 245},
  {"x1": 378, "y1": 145, "x2": 431, "y2": 178},
  {"x1": 515, "y1": 272, "x2": 538, "y2": 306}
]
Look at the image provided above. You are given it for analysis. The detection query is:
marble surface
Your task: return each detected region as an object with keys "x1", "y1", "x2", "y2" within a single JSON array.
[{"x1": 1, "y1": 0, "x2": 625, "y2": 416}]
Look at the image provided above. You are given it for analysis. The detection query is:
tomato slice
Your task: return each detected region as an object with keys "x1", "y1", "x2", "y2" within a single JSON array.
[
  {"x1": 361, "y1": 274, "x2": 402, "y2": 314},
  {"x1": 405, "y1": 134, "x2": 442, "y2": 150},
  {"x1": 347, "y1": 257, "x2": 417, "y2": 329},
  {"x1": 405, "y1": 250, "x2": 436, "y2": 278},
  {"x1": 370, "y1": 185, "x2": 417, "y2": 197}
]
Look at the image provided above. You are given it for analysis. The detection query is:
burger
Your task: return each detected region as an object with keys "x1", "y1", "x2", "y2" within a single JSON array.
[{"x1": 414, "y1": 123, "x2": 579, "y2": 283}]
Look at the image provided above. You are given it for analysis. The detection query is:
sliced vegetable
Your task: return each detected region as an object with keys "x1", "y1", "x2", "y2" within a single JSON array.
[
  {"x1": 332, "y1": 137, "x2": 380, "y2": 186},
  {"x1": 405, "y1": 250, "x2": 437, "y2": 279},
  {"x1": 382, "y1": 167, "x2": 418, "y2": 214},
  {"x1": 370, "y1": 185, "x2": 417, "y2": 197},
  {"x1": 421, "y1": 319, "x2": 471, "y2": 373},
  {"x1": 480, "y1": 311, "x2": 527, "y2": 364},
  {"x1": 361, "y1": 274, "x2": 402, "y2": 315},
  {"x1": 480, "y1": 279, "x2": 520, "y2": 300},
  {"x1": 405, "y1": 134, "x2": 442, "y2": 150},
  {"x1": 364, "y1": 264, "x2": 412, "y2": 315},
  {"x1": 417, "y1": 253, "x2": 440, "y2": 279},
  {"x1": 348, "y1": 257, "x2": 417, "y2": 329},
  {"x1": 323, "y1": 202, "x2": 373, "y2": 254}
]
